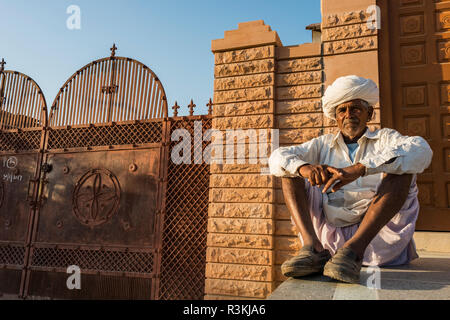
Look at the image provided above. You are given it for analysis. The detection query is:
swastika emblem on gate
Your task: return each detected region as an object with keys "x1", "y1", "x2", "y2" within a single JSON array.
[{"x1": 72, "y1": 169, "x2": 121, "y2": 227}]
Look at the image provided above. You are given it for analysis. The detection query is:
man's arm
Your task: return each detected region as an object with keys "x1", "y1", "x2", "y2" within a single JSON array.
[
  {"x1": 358, "y1": 128, "x2": 433, "y2": 176},
  {"x1": 268, "y1": 137, "x2": 324, "y2": 177}
]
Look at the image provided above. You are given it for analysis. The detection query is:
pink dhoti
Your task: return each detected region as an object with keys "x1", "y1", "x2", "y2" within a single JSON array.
[{"x1": 294, "y1": 175, "x2": 420, "y2": 267}]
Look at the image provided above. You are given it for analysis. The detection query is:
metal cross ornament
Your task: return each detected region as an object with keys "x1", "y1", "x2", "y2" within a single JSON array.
[
  {"x1": 207, "y1": 98, "x2": 213, "y2": 115},
  {"x1": 172, "y1": 101, "x2": 180, "y2": 117},
  {"x1": 188, "y1": 99, "x2": 196, "y2": 116},
  {"x1": 110, "y1": 44, "x2": 117, "y2": 57}
]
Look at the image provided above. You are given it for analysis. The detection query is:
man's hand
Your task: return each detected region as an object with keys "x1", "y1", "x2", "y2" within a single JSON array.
[
  {"x1": 322, "y1": 163, "x2": 366, "y2": 193},
  {"x1": 298, "y1": 164, "x2": 331, "y2": 187}
]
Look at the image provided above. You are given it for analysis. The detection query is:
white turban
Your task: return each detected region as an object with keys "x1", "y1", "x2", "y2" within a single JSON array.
[{"x1": 322, "y1": 75, "x2": 379, "y2": 119}]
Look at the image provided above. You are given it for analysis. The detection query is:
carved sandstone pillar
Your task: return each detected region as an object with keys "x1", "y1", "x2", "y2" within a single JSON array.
[{"x1": 206, "y1": 20, "x2": 281, "y2": 299}]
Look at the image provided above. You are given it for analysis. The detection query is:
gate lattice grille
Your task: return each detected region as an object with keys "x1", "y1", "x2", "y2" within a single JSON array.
[
  {"x1": 158, "y1": 117, "x2": 211, "y2": 300},
  {"x1": 47, "y1": 121, "x2": 163, "y2": 150}
]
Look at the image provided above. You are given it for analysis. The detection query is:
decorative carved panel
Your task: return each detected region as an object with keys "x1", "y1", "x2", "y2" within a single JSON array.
[
  {"x1": 400, "y1": 15, "x2": 424, "y2": 35},
  {"x1": 442, "y1": 115, "x2": 450, "y2": 138},
  {"x1": 403, "y1": 84, "x2": 427, "y2": 107},
  {"x1": 404, "y1": 116, "x2": 430, "y2": 138},
  {"x1": 417, "y1": 183, "x2": 434, "y2": 206},
  {"x1": 438, "y1": 40, "x2": 450, "y2": 62},
  {"x1": 436, "y1": 10, "x2": 450, "y2": 31},
  {"x1": 440, "y1": 83, "x2": 450, "y2": 104},
  {"x1": 401, "y1": 44, "x2": 426, "y2": 65}
]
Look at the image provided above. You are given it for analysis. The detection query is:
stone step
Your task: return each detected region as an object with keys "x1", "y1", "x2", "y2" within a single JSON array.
[
  {"x1": 268, "y1": 251, "x2": 450, "y2": 300},
  {"x1": 414, "y1": 232, "x2": 450, "y2": 253}
]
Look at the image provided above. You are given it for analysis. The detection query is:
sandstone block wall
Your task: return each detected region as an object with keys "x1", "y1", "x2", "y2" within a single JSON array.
[
  {"x1": 206, "y1": 0, "x2": 383, "y2": 299},
  {"x1": 207, "y1": 21, "x2": 278, "y2": 299}
]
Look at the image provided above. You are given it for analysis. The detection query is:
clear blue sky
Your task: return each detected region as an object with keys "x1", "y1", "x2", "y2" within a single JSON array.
[{"x1": 0, "y1": 0, "x2": 321, "y2": 116}]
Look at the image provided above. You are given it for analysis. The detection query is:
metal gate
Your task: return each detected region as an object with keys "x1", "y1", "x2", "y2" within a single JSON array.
[
  {"x1": 0, "y1": 66, "x2": 47, "y2": 298},
  {"x1": 0, "y1": 49, "x2": 211, "y2": 299}
]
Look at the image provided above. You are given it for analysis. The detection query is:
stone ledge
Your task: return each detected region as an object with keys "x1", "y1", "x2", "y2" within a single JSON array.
[
  {"x1": 215, "y1": 45, "x2": 275, "y2": 65},
  {"x1": 268, "y1": 252, "x2": 450, "y2": 300},
  {"x1": 205, "y1": 278, "x2": 274, "y2": 299},
  {"x1": 212, "y1": 20, "x2": 282, "y2": 53}
]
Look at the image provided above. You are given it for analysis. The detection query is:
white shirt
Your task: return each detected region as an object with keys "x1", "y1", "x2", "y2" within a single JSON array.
[{"x1": 269, "y1": 127, "x2": 433, "y2": 227}]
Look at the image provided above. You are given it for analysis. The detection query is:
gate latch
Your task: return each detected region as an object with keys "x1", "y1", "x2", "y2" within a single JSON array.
[{"x1": 41, "y1": 163, "x2": 53, "y2": 173}]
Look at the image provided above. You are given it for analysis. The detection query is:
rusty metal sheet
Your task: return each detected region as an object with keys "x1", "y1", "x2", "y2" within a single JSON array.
[{"x1": 36, "y1": 148, "x2": 161, "y2": 246}]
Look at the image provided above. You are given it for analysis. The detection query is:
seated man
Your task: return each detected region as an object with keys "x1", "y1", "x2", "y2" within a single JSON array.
[{"x1": 268, "y1": 75, "x2": 433, "y2": 284}]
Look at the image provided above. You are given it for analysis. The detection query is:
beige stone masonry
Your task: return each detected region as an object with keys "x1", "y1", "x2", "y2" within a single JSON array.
[
  {"x1": 209, "y1": 202, "x2": 273, "y2": 219},
  {"x1": 208, "y1": 217, "x2": 273, "y2": 235},
  {"x1": 276, "y1": 71, "x2": 322, "y2": 87},
  {"x1": 207, "y1": 233, "x2": 273, "y2": 249},
  {"x1": 275, "y1": 236, "x2": 301, "y2": 251},
  {"x1": 277, "y1": 84, "x2": 322, "y2": 100},
  {"x1": 280, "y1": 128, "x2": 323, "y2": 144},
  {"x1": 206, "y1": 247, "x2": 273, "y2": 265},
  {"x1": 212, "y1": 114, "x2": 273, "y2": 130},
  {"x1": 210, "y1": 188, "x2": 274, "y2": 203},
  {"x1": 210, "y1": 163, "x2": 267, "y2": 174},
  {"x1": 275, "y1": 220, "x2": 297, "y2": 237},
  {"x1": 277, "y1": 57, "x2": 322, "y2": 73},
  {"x1": 276, "y1": 99, "x2": 322, "y2": 114},
  {"x1": 215, "y1": 45, "x2": 275, "y2": 65},
  {"x1": 214, "y1": 59, "x2": 275, "y2": 78},
  {"x1": 277, "y1": 113, "x2": 323, "y2": 129},
  {"x1": 210, "y1": 174, "x2": 274, "y2": 188},
  {"x1": 275, "y1": 250, "x2": 297, "y2": 265},
  {"x1": 275, "y1": 204, "x2": 290, "y2": 220},
  {"x1": 324, "y1": 36, "x2": 377, "y2": 55},
  {"x1": 205, "y1": 279, "x2": 273, "y2": 299},
  {"x1": 322, "y1": 10, "x2": 370, "y2": 28},
  {"x1": 213, "y1": 100, "x2": 274, "y2": 117},
  {"x1": 214, "y1": 86, "x2": 273, "y2": 104},
  {"x1": 214, "y1": 73, "x2": 275, "y2": 91},
  {"x1": 322, "y1": 22, "x2": 377, "y2": 42},
  {"x1": 206, "y1": 263, "x2": 272, "y2": 282},
  {"x1": 212, "y1": 20, "x2": 282, "y2": 53},
  {"x1": 276, "y1": 43, "x2": 321, "y2": 60}
]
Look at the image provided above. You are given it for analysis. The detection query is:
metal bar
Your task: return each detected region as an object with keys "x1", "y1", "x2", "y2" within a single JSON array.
[
  {"x1": 12, "y1": 75, "x2": 26, "y2": 128},
  {"x1": 89, "y1": 62, "x2": 99, "y2": 125},
  {"x1": 7, "y1": 72, "x2": 20, "y2": 129},
  {"x1": 124, "y1": 60, "x2": 133, "y2": 121},
  {"x1": 150, "y1": 79, "x2": 158, "y2": 119},
  {"x1": 128, "y1": 61, "x2": 138, "y2": 121},
  {"x1": 0, "y1": 73, "x2": 11, "y2": 128},
  {"x1": 95, "y1": 62, "x2": 105, "y2": 123},
  {"x1": 143, "y1": 73, "x2": 153, "y2": 120},
  {"x1": 121, "y1": 60, "x2": 130, "y2": 121},
  {"x1": 17, "y1": 78, "x2": 30, "y2": 129},
  {"x1": 27, "y1": 85, "x2": 38, "y2": 128},
  {"x1": 80, "y1": 66, "x2": 89, "y2": 125},
  {"x1": 135, "y1": 65, "x2": 145, "y2": 120}
]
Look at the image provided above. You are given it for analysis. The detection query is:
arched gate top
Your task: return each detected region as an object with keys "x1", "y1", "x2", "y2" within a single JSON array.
[
  {"x1": 0, "y1": 59, "x2": 48, "y2": 130},
  {"x1": 49, "y1": 47, "x2": 168, "y2": 127}
]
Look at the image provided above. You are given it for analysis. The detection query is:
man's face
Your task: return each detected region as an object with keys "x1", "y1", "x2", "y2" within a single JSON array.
[{"x1": 335, "y1": 99, "x2": 373, "y2": 140}]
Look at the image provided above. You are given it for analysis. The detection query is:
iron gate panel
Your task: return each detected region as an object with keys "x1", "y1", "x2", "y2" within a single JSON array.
[
  {"x1": 0, "y1": 67, "x2": 47, "y2": 298},
  {"x1": 35, "y1": 148, "x2": 160, "y2": 245},
  {"x1": 158, "y1": 116, "x2": 211, "y2": 300},
  {"x1": 1, "y1": 52, "x2": 212, "y2": 300},
  {"x1": 24, "y1": 122, "x2": 166, "y2": 299}
]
